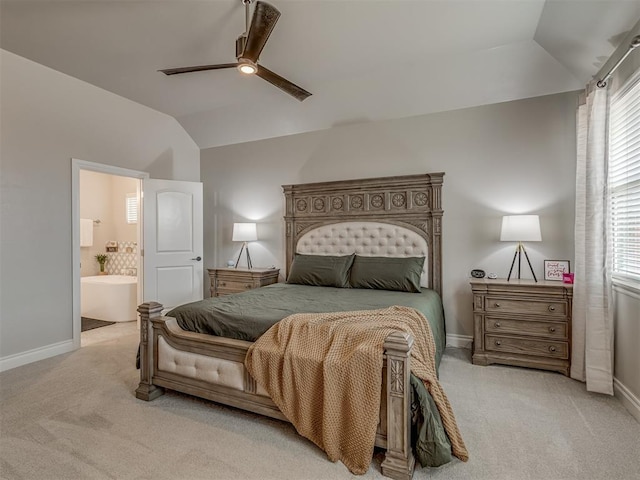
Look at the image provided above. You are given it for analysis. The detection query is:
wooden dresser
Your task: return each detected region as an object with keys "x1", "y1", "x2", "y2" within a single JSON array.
[
  {"x1": 208, "y1": 267, "x2": 280, "y2": 297},
  {"x1": 470, "y1": 279, "x2": 573, "y2": 376}
]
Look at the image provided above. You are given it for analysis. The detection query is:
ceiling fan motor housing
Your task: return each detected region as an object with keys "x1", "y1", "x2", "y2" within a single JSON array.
[{"x1": 236, "y1": 35, "x2": 247, "y2": 58}]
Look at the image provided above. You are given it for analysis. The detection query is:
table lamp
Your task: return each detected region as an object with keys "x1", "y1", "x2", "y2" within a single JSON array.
[
  {"x1": 500, "y1": 215, "x2": 541, "y2": 282},
  {"x1": 232, "y1": 222, "x2": 257, "y2": 269}
]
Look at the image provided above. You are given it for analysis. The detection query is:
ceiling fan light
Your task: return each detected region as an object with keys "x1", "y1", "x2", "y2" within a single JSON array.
[{"x1": 237, "y1": 59, "x2": 257, "y2": 75}]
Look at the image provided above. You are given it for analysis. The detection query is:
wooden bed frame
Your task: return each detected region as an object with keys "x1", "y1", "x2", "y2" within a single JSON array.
[{"x1": 136, "y1": 172, "x2": 444, "y2": 480}]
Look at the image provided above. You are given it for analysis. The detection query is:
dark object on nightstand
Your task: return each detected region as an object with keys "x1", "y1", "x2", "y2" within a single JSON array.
[{"x1": 471, "y1": 269, "x2": 485, "y2": 278}]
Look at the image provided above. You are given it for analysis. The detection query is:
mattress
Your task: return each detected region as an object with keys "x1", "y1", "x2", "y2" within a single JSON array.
[{"x1": 168, "y1": 282, "x2": 446, "y2": 367}]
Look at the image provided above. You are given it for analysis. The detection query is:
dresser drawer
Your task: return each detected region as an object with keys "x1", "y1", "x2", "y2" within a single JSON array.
[
  {"x1": 485, "y1": 334, "x2": 568, "y2": 359},
  {"x1": 216, "y1": 279, "x2": 254, "y2": 292},
  {"x1": 485, "y1": 296, "x2": 567, "y2": 317},
  {"x1": 485, "y1": 317, "x2": 567, "y2": 340}
]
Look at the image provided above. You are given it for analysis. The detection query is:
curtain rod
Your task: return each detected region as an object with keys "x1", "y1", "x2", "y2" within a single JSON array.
[{"x1": 597, "y1": 35, "x2": 640, "y2": 88}]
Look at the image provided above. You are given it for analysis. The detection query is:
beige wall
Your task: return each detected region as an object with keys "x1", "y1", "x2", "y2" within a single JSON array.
[
  {"x1": 0, "y1": 49, "x2": 200, "y2": 361},
  {"x1": 200, "y1": 91, "x2": 578, "y2": 339},
  {"x1": 110, "y1": 174, "x2": 138, "y2": 244},
  {"x1": 79, "y1": 171, "x2": 138, "y2": 277}
]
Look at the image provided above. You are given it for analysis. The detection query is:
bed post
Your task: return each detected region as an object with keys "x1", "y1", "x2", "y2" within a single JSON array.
[
  {"x1": 429, "y1": 173, "x2": 444, "y2": 297},
  {"x1": 135, "y1": 302, "x2": 165, "y2": 401},
  {"x1": 381, "y1": 331, "x2": 416, "y2": 480}
]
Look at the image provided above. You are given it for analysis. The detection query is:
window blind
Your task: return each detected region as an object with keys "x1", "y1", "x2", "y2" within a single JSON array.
[
  {"x1": 126, "y1": 193, "x2": 138, "y2": 224},
  {"x1": 609, "y1": 71, "x2": 640, "y2": 281}
]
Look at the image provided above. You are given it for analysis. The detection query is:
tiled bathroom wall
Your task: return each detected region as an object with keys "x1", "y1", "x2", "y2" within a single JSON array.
[{"x1": 105, "y1": 241, "x2": 138, "y2": 276}]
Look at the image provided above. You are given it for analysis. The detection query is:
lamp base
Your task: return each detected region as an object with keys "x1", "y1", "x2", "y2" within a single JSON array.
[
  {"x1": 507, "y1": 242, "x2": 537, "y2": 282},
  {"x1": 234, "y1": 242, "x2": 253, "y2": 269}
]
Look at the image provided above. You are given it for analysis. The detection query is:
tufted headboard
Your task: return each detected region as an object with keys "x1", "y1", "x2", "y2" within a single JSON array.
[
  {"x1": 296, "y1": 222, "x2": 430, "y2": 287},
  {"x1": 282, "y1": 173, "x2": 444, "y2": 295}
]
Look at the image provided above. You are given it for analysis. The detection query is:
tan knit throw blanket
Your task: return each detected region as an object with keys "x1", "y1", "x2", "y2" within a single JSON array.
[{"x1": 245, "y1": 306, "x2": 468, "y2": 474}]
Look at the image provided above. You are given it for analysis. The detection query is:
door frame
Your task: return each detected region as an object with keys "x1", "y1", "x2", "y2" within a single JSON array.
[{"x1": 71, "y1": 159, "x2": 149, "y2": 348}]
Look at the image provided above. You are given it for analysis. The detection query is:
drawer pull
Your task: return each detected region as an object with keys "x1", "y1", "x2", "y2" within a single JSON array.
[
  {"x1": 549, "y1": 346, "x2": 556, "y2": 352},
  {"x1": 549, "y1": 327, "x2": 556, "y2": 333},
  {"x1": 219, "y1": 282, "x2": 226, "y2": 287},
  {"x1": 494, "y1": 322, "x2": 501, "y2": 328},
  {"x1": 548, "y1": 305, "x2": 556, "y2": 312},
  {"x1": 495, "y1": 340, "x2": 502, "y2": 346},
  {"x1": 245, "y1": 284, "x2": 252, "y2": 289},
  {"x1": 494, "y1": 303, "x2": 501, "y2": 308}
]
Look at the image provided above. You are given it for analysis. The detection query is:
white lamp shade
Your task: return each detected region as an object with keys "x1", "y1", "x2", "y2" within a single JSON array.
[
  {"x1": 232, "y1": 222, "x2": 257, "y2": 242},
  {"x1": 500, "y1": 215, "x2": 541, "y2": 242}
]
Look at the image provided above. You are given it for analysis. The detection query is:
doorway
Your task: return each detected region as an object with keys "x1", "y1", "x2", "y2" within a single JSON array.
[{"x1": 71, "y1": 159, "x2": 148, "y2": 348}]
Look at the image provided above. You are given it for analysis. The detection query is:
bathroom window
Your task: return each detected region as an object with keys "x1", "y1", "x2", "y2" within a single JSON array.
[{"x1": 126, "y1": 193, "x2": 138, "y2": 224}]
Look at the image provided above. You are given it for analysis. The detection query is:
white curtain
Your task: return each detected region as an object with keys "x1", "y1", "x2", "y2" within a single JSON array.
[{"x1": 572, "y1": 86, "x2": 614, "y2": 395}]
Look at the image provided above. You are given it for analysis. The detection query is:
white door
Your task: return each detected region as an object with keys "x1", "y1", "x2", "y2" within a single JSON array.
[{"x1": 143, "y1": 179, "x2": 203, "y2": 310}]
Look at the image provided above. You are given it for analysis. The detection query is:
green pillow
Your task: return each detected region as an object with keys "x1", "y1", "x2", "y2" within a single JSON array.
[
  {"x1": 286, "y1": 253, "x2": 355, "y2": 288},
  {"x1": 350, "y1": 255, "x2": 425, "y2": 292}
]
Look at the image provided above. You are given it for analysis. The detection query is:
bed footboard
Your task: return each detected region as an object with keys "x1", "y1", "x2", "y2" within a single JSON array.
[{"x1": 136, "y1": 302, "x2": 415, "y2": 480}]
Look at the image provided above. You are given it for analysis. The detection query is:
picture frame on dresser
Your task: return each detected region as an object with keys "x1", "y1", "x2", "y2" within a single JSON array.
[{"x1": 544, "y1": 260, "x2": 570, "y2": 281}]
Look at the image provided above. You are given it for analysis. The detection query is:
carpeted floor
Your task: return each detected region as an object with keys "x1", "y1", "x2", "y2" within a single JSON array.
[
  {"x1": 81, "y1": 317, "x2": 116, "y2": 332},
  {"x1": 0, "y1": 326, "x2": 639, "y2": 480}
]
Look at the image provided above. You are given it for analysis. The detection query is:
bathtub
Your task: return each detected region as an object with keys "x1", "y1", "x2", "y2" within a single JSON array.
[{"x1": 81, "y1": 275, "x2": 138, "y2": 322}]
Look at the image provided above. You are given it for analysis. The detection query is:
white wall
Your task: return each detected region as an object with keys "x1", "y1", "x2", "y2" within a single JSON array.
[
  {"x1": 0, "y1": 50, "x2": 200, "y2": 363},
  {"x1": 200, "y1": 91, "x2": 578, "y2": 338}
]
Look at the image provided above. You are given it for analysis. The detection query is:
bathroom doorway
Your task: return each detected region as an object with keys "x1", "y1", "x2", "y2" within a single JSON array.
[{"x1": 71, "y1": 159, "x2": 148, "y2": 348}]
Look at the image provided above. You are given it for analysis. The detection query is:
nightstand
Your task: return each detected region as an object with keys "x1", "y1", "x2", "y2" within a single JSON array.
[
  {"x1": 470, "y1": 279, "x2": 573, "y2": 376},
  {"x1": 208, "y1": 267, "x2": 280, "y2": 297}
]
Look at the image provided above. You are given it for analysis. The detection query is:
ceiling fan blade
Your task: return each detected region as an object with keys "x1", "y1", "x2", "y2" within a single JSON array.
[
  {"x1": 159, "y1": 63, "x2": 237, "y2": 76},
  {"x1": 242, "y1": 1, "x2": 281, "y2": 63},
  {"x1": 256, "y1": 65, "x2": 311, "y2": 101}
]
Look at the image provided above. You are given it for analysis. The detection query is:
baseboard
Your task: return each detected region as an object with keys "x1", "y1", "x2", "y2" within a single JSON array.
[
  {"x1": 446, "y1": 334, "x2": 473, "y2": 349},
  {"x1": 0, "y1": 340, "x2": 76, "y2": 372},
  {"x1": 614, "y1": 377, "x2": 640, "y2": 424}
]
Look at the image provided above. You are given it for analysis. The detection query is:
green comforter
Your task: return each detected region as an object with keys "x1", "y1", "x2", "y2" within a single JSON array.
[{"x1": 167, "y1": 283, "x2": 452, "y2": 467}]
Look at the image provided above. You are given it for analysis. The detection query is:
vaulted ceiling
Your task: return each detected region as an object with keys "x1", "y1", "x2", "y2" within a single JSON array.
[{"x1": 2, "y1": 1, "x2": 639, "y2": 149}]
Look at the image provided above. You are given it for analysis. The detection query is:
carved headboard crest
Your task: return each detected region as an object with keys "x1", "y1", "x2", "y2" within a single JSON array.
[{"x1": 282, "y1": 173, "x2": 444, "y2": 295}]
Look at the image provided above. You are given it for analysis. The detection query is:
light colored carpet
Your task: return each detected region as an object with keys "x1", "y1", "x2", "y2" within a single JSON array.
[{"x1": 1, "y1": 323, "x2": 639, "y2": 480}]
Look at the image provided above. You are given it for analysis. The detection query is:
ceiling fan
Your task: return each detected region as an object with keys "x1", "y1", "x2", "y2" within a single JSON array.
[{"x1": 159, "y1": 0, "x2": 311, "y2": 101}]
